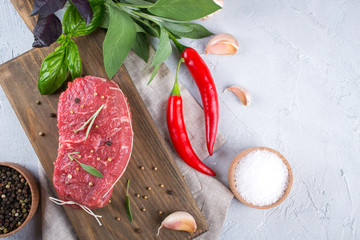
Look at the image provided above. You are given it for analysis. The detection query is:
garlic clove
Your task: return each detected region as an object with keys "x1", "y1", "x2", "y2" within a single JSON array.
[
  {"x1": 200, "y1": 0, "x2": 224, "y2": 20},
  {"x1": 226, "y1": 86, "x2": 251, "y2": 106},
  {"x1": 157, "y1": 211, "x2": 197, "y2": 235},
  {"x1": 205, "y1": 33, "x2": 239, "y2": 55}
]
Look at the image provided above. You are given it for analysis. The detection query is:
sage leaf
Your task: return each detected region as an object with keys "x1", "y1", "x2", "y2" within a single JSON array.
[
  {"x1": 166, "y1": 22, "x2": 212, "y2": 39},
  {"x1": 125, "y1": 0, "x2": 152, "y2": 7},
  {"x1": 38, "y1": 45, "x2": 68, "y2": 95},
  {"x1": 151, "y1": 27, "x2": 171, "y2": 66},
  {"x1": 72, "y1": 0, "x2": 93, "y2": 25},
  {"x1": 134, "y1": 19, "x2": 160, "y2": 38},
  {"x1": 161, "y1": 21, "x2": 192, "y2": 33},
  {"x1": 63, "y1": 3, "x2": 104, "y2": 37},
  {"x1": 132, "y1": 33, "x2": 149, "y2": 62},
  {"x1": 103, "y1": 1, "x2": 136, "y2": 79},
  {"x1": 66, "y1": 39, "x2": 82, "y2": 79},
  {"x1": 31, "y1": 0, "x2": 67, "y2": 16},
  {"x1": 148, "y1": 64, "x2": 160, "y2": 85},
  {"x1": 33, "y1": 14, "x2": 62, "y2": 48},
  {"x1": 148, "y1": 0, "x2": 221, "y2": 21}
]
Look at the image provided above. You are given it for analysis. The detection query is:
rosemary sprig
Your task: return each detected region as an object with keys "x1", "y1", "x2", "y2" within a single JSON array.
[
  {"x1": 125, "y1": 179, "x2": 133, "y2": 222},
  {"x1": 74, "y1": 104, "x2": 104, "y2": 141},
  {"x1": 68, "y1": 152, "x2": 104, "y2": 178}
]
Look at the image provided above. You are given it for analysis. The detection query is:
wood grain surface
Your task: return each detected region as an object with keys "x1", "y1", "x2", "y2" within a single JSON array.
[{"x1": 0, "y1": 1, "x2": 208, "y2": 239}]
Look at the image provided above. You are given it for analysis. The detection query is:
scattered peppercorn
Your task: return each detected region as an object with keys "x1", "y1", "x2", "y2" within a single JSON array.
[
  {"x1": 38, "y1": 132, "x2": 45, "y2": 136},
  {"x1": 0, "y1": 166, "x2": 31, "y2": 235},
  {"x1": 158, "y1": 211, "x2": 163, "y2": 215},
  {"x1": 106, "y1": 141, "x2": 111, "y2": 146},
  {"x1": 49, "y1": 113, "x2": 57, "y2": 118},
  {"x1": 139, "y1": 166, "x2": 144, "y2": 170},
  {"x1": 135, "y1": 228, "x2": 142, "y2": 233},
  {"x1": 115, "y1": 217, "x2": 121, "y2": 221},
  {"x1": 141, "y1": 208, "x2": 146, "y2": 212},
  {"x1": 153, "y1": 167, "x2": 158, "y2": 171},
  {"x1": 143, "y1": 195, "x2": 149, "y2": 199},
  {"x1": 35, "y1": 100, "x2": 41, "y2": 105},
  {"x1": 135, "y1": 194, "x2": 140, "y2": 198},
  {"x1": 74, "y1": 98, "x2": 80, "y2": 103},
  {"x1": 146, "y1": 187, "x2": 151, "y2": 191},
  {"x1": 108, "y1": 200, "x2": 111, "y2": 204},
  {"x1": 159, "y1": 184, "x2": 164, "y2": 188},
  {"x1": 166, "y1": 190, "x2": 174, "y2": 195}
]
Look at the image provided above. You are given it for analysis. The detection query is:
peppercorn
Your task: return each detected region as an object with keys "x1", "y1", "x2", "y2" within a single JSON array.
[
  {"x1": 153, "y1": 167, "x2": 158, "y2": 171},
  {"x1": 39, "y1": 132, "x2": 45, "y2": 136},
  {"x1": 50, "y1": 113, "x2": 57, "y2": 118},
  {"x1": 135, "y1": 228, "x2": 142, "y2": 233},
  {"x1": 115, "y1": 217, "x2": 121, "y2": 221},
  {"x1": 146, "y1": 187, "x2": 151, "y2": 191},
  {"x1": 106, "y1": 141, "x2": 111, "y2": 146},
  {"x1": 166, "y1": 190, "x2": 174, "y2": 195},
  {"x1": 0, "y1": 166, "x2": 32, "y2": 235},
  {"x1": 35, "y1": 100, "x2": 41, "y2": 105},
  {"x1": 75, "y1": 98, "x2": 80, "y2": 103},
  {"x1": 158, "y1": 211, "x2": 163, "y2": 215},
  {"x1": 139, "y1": 166, "x2": 145, "y2": 170},
  {"x1": 141, "y1": 208, "x2": 146, "y2": 212}
]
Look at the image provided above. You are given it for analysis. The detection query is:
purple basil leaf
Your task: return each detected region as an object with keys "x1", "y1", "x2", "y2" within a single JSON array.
[
  {"x1": 72, "y1": 0, "x2": 93, "y2": 25},
  {"x1": 33, "y1": 14, "x2": 62, "y2": 48},
  {"x1": 31, "y1": 0, "x2": 67, "y2": 16}
]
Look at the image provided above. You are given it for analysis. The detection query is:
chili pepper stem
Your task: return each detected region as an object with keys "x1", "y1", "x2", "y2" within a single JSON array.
[
  {"x1": 169, "y1": 33, "x2": 187, "y2": 54},
  {"x1": 170, "y1": 58, "x2": 185, "y2": 97}
]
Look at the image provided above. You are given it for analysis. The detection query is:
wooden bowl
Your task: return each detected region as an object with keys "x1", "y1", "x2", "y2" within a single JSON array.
[
  {"x1": 0, "y1": 162, "x2": 39, "y2": 237},
  {"x1": 228, "y1": 147, "x2": 293, "y2": 209}
]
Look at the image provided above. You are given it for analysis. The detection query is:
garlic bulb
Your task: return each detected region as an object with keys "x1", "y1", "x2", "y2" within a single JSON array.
[
  {"x1": 226, "y1": 86, "x2": 251, "y2": 106},
  {"x1": 200, "y1": 0, "x2": 224, "y2": 20},
  {"x1": 205, "y1": 33, "x2": 239, "y2": 55},
  {"x1": 157, "y1": 211, "x2": 197, "y2": 235}
]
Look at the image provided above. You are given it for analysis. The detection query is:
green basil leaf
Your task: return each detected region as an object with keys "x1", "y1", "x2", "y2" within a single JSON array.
[
  {"x1": 103, "y1": 1, "x2": 136, "y2": 79},
  {"x1": 151, "y1": 26, "x2": 171, "y2": 66},
  {"x1": 38, "y1": 45, "x2": 68, "y2": 95},
  {"x1": 148, "y1": 64, "x2": 160, "y2": 85},
  {"x1": 148, "y1": 0, "x2": 221, "y2": 21},
  {"x1": 66, "y1": 39, "x2": 82, "y2": 79},
  {"x1": 63, "y1": 3, "x2": 104, "y2": 36},
  {"x1": 167, "y1": 22, "x2": 212, "y2": 39},
  {"x1": 132, "y1": 33, "x2": 149, "y2": 62}
]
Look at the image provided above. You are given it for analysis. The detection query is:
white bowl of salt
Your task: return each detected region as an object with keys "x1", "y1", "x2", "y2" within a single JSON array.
[{"x1": 228, "y1": 147, "x2": 293, "y2": 209}]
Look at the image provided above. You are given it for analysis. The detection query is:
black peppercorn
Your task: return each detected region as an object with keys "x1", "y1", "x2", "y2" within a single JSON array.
[
  {"x1": 166, "y1": 190, "x2": 174, "y2": 195},
  {"x1": 75, "y1": 98, "x2": 80, "y2": 103},
  {"x1": 106, "y1": 141, "x2": 111, "y2": 146},
  {"x1": 50, "y1": 113, "x2": 57, "y2": 118}
]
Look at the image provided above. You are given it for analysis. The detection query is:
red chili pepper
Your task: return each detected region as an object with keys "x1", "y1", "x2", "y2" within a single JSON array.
[
  {"x1": 170, "y1": 35, "x2": 219, "y2": 156},
  {"x1": 167, "y1": 59, "x2": 216, "y2": 176}
]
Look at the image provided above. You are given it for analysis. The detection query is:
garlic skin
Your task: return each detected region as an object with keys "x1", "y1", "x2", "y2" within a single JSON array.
[
  {"x1": 226, "y1": 86, "x2": 251, "y2": 106},
  {"x1": 205, "y1": 33, "x2": 239, "y2": 55},
  {"x1": 200, "y1": 0, "x2": 224, "y2": 20},
  {"x1": 157, "y1": 211, "x2": 197, "y2": 235}
]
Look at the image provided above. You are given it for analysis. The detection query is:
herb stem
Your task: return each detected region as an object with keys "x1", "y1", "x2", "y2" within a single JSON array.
[
  {"x1": 74, "y1": 104, "x2": 104, "y2": 140},
  {"x1": 125, "y1": 179, "x2": 133, "y2": 222}
]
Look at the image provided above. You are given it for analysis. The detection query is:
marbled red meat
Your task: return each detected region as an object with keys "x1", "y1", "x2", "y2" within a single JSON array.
[{"x1": 53, "y1": 76, "x2": 133, "y2": 209}]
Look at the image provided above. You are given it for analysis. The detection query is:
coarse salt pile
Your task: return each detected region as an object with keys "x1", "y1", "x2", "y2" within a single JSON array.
[{"x1": 235, "y1": 150, "x2": 289, "y2": 207}]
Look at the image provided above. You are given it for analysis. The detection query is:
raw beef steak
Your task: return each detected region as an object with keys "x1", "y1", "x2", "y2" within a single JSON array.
[{"x1": 53, "y1": 76, "x2": 133, "y2": 209}]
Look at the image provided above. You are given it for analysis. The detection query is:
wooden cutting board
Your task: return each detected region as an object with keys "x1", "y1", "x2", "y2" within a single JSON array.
[{"x1": 0, "y1": 1, "x2": 208, "y2": 239}]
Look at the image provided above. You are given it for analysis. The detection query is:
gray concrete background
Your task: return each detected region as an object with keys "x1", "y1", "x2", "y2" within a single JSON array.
[{"x1": 1, "y1": 0, "x2": 359, "y2": 239}]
